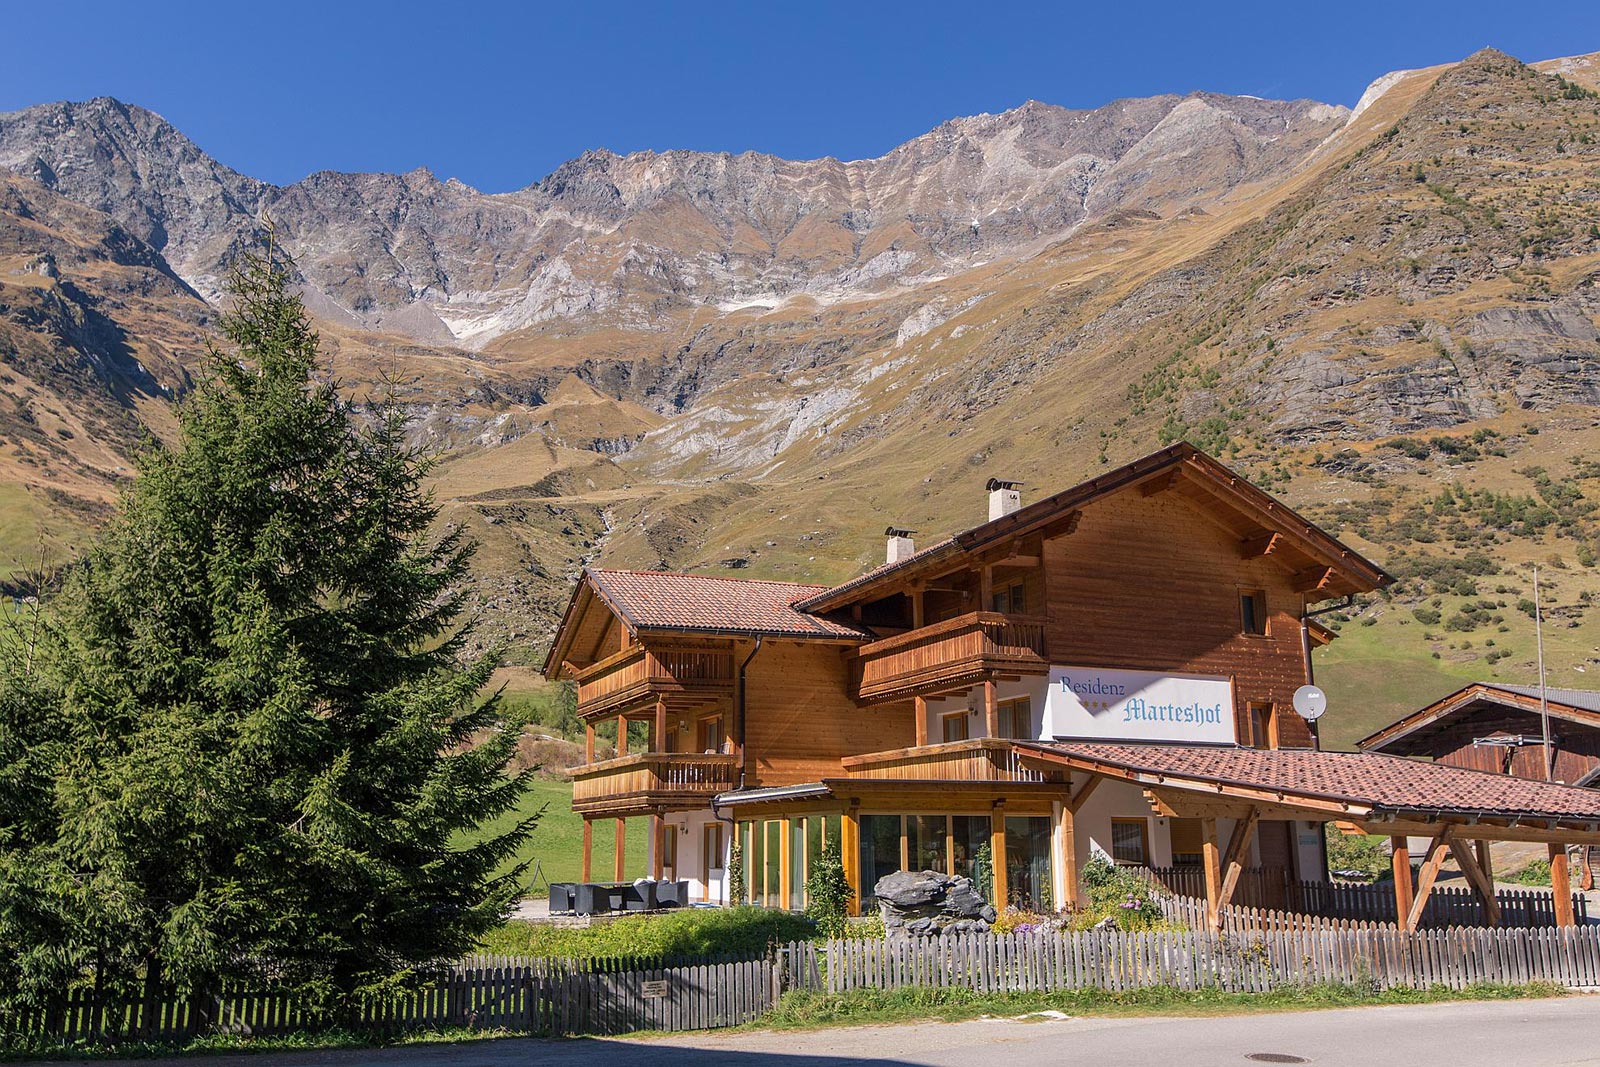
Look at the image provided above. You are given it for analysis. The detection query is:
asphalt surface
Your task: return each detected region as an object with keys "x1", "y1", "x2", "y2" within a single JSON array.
[{"x1": 80, "y1": 997, "x2": 1600, "y2": 1067}]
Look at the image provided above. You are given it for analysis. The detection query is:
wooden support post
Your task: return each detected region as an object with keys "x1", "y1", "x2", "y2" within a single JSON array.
[
  {"x1": 983, "y1": 679, "x2": 1000, "y2": 739},
  {"x1": 1201, "y1": 817, "x2": 1222, "y2": 930},
  {"x1": 1475, "y1": 840, "x2": 1494, "y2": 882},
  {"x1": 1054, "y1": 799, "x2": 1079, "y2": 909},
  {"x1": 654, "y1": 698, "x2": 668, "y2": 753},
  {"x1": 1406, "y1": 830, "x2": 1452, "y2": 932},
  {"x1": 614, "y1": 817, "x2": 627, "y2": 882},
  {"x1": 1551, "y1": 843, "x2": 1575, "y2": 928},
  {"x1": 990, "y1": 803, "x2": 1009, "y2": 908},
  {"x1": 1390, "y1": 836, "x2": 1413, "y2": 929},
  {"x1": 914, "y1": 696, "x2": 928, "y2": 747},
  {"x1": 1448, "y1": 834, "x2": 1500, "y2": 927},
  {"x1": 1583, "y1": 847, "x2": 1595, "y2": 893},
  {"x1": 1217, "y1": 807, "x2": 1262, "y2": 918},
  {"x1": 616, "y1": 713, "x2": 629, "y2": 757},
  {"x1": 584, "y1": 722, "x2": 595, "y2": 763},
  {"x1": 979, "y1": 564, "x2": 994, "y2": 610},
  {"x1": 581, "y1": 817, "x2": 593, "y2": 882},
  {"x1": 650, "y1": 812, "x2": 665, "y2": 881},
  {"x1": 842, "y1": 805, "x2": 861, "y2": 915},
  {"x1": 780, "y1": 818, "x2": 793, "y2": 909},
  {"x1": 911, "y1": 588, "x2": 925, "y2": 629}
]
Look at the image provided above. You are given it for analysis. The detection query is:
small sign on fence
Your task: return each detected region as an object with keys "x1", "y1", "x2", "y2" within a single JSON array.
[{"x1": 640, "y1": 979, "x2": 669, "y2": 999}]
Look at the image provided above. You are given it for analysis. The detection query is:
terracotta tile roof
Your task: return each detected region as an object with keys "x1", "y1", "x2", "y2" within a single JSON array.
[
  {"x1": 586, "y1": 568, "x2": 874, "y2": 640},
  {"x1": 1029, "y1": 741, "x2": 1600, "y2": 822}
]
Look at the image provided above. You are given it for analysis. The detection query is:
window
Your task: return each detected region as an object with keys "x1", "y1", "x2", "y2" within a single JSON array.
[
  {"x1": 952, "y1": 816, "x2": 993, "y2": 900},
  {"x1": 1111, "y1": 818, "x2": 1150, "y2": 866},
  {"x1": 697, "y1": 715, "x2": 724, "y2": 753},
  {"x1": 764, "y1": 821, "x2": 782, "y2": 907},
  {"x1": 942, "y1": 711, "x2": 970, "y2": 743},
  {"x1": 858, "y1": 815, "x2": 903, "y2": 908},
  {"x1": 909, "y1": 814, "x2": 948, "y2": 874},
  {"x1": 1169, "y1": 818, "x2": 1203, "y2": 866},
  {"x1": 661, "y1": 824, "x2": 678, "y2": 874},
  {"x1": 998, "y1": 697, "x2": 1033, "y2": 740},
  {"x1": 789, "y1": 818, "x2": 807, "y2": 910},
  {"x1": 1246, "y1": 702, "x2": 1276, "y2": 749},
  {"x1": 991, "y1": 581, "x2": 1027, "y2": 614},
  {"x1": 702, "y1": 823, "x2": 724, "y2": 902},
  {"x1": 1240, "y1": 589, "x2": 1267, "y2": 636},
  {"x1": 1005, "y1": 816, "x2": 1053, "y2": 909}
]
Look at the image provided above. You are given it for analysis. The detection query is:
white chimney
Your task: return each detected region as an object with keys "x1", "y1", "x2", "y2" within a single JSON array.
[
  {"x1": 987, "y1": 478, "x2": 1023, "y2": 521},
  {"x1": 885, "y1": 526, "x2": 916, "y2": 564}
]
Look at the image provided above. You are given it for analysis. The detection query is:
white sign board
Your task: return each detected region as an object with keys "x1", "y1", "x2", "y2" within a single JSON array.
[{"x1": 1044, "y1": 665, "x2": 1235, "y2": 744}]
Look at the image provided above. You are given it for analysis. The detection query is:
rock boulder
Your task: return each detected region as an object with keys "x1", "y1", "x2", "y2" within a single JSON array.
[{"x1": 874, "y1": 870, "x2": 996, "y2": 938}]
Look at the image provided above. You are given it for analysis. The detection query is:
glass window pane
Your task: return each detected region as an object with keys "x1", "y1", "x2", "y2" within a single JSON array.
[
  {"x1": 1005, "y1": 816, "x2": 1053, "y2": 910},
  {"x1": 858, "y1": 815, "x2": 903, "y2": 909},
  {"x1": 908, "y1": 814, "x2": 948, "y2": 874},
  {"x1": 790, "y1": 818, "x2": 807, "y2": 910},
  {"x1": 951, "y1": 815, "x2": 993, "y2": 901},
  {"x1": 1112, "y1": 819, "x2": 1148, "y2": 866},
  {"x1": 764, "y1": 821, "x2": 782, "y2": 908},
  {"x1": 742, "y1": 821, "x2": 759, "y2": 905}
]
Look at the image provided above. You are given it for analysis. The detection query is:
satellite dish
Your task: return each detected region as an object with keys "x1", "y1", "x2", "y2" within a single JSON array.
[{"x1": 1293, "y1": 684, "x2": 1328, "y2": 722}]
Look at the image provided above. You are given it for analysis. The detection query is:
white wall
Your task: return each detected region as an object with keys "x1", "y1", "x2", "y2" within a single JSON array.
[
  {"x1": 920, "y1": 677, "x2": 1049, "y2": 741},
  {"x1": 661, "y1": 809, "x2": 729, "y2": 903}
]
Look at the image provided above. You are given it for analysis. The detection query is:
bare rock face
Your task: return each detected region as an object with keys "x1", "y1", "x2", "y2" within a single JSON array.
[
  {"x1": 874, "y1": 870, "x2": 996, "y2": 938},
  {"x1": 0, "y1": 93, "x2": 1347, "y2": 350}
]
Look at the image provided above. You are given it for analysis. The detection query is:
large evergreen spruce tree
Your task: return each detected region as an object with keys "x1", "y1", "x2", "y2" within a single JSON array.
[{"x1": 1, "y1": 241, "x2": 534, "y2": 1009}]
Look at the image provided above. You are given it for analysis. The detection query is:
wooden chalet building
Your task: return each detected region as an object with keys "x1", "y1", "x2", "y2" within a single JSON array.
[
  {"x1": 544, "y1": 445, "x2": 1600, "y2": 928},
  {"x1": 1359, "y1": 683, "x2": 1600, "y2": 787}
]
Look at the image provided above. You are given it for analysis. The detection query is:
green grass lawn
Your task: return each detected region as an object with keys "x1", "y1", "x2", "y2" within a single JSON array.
[
  {"x1": 476, "y1": 778, "x2": 647, "y2": 892},
  {"x1": 478, "y1": 906, "x2": 817, "y2": 959}
]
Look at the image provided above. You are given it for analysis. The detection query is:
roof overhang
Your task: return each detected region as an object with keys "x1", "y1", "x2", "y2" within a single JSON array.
[
  {"x1": 1357, "y1": 683, "x2": 1600, "y2": 754},
  {"x1": 796, "y1": 444, "x2": 1393, "y2": 614},
  {"x1": 1014, "y1": 742, "x2": 1600, "y2": 845}
]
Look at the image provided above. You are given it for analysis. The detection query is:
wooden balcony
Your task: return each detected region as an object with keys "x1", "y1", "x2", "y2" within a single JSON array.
[
  {"x1": 576, "y1": 645, "x2": 736, "y2": 719},
  {"x1": 570, "y1": 752, "x2": 741, "y2": 815},
  {"x1": 850, "y1": 611, "x2": 1049, "y2": 703},
  {"x1": 840, "y1": 738, "x2": 1065, "y2": 785}
]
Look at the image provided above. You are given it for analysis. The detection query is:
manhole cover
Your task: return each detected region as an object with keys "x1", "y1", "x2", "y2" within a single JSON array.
[{"x1": 1246, "y1": 1056, "x2": 1309, "y2": 1065}]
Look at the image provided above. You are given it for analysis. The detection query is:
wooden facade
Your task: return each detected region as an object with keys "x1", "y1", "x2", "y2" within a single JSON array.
[{"x1": 1359, "y1": 683, "x2": 1600, "y2": 787}]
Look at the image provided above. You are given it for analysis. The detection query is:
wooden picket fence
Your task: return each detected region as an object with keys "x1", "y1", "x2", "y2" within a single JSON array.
[
  {"x1": 795, "y1": 925, "x2": 1600, "y2": 994},
  {"x1": 0, "y1": 954, "x2": 779, "y2": 1043},
  {"x1": 13, "y1": 923, "x2": 1600, "y2": 1045},
  {"x1": 1144, "y1": 866, "x2": 1588, "y2": 928}
]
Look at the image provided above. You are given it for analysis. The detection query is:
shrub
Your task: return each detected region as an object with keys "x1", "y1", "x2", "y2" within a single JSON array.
[
  {"x1": 480, "y1": 906, "x2": 815, "y2": 959},
  {"x1": 805, "y1": 838, "x2": 853, "y2": 938},
  {"x1": 1412, "y1": 607, "x2": 1441, "y2": 625},
  {"x1": 1077, "y1": 858, "x2": 1165, "y2": 928},
  {"x1": 727, "y1": 837, "x2": 746, "y2": 904}
]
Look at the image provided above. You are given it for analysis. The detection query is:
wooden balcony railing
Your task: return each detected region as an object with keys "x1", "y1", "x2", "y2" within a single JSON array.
[
  {"x1": 840, "y1": 738, "x2": 1064, "y2": 784},
  {"x1": 569, "y1": 753, "x2": 741, "y2": 815},
  {"x1": 851, "y1": 611, "x2": 1049, "y2": 702},
  {"x1": 576, "y1": 645, "x2": 736, "y2": 719}
]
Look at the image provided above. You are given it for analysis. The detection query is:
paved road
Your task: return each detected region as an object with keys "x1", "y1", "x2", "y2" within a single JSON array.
[{"x1": 84, "y1": 997, "x2": 1600, "y2": 1067}]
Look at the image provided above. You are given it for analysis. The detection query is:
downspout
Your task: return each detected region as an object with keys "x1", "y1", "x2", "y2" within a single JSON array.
[
  {"x1": 709, "y1": 635, "x2": 763, "y2": 907},
  {"x1": 736, "y1": 635, "x2": 764, "y2": 790},
  {"x1": 1300, "y1": 592, "x2": 1353, "y2": 881}
]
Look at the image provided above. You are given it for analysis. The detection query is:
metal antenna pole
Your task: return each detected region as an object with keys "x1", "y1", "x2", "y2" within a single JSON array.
[{"x1": 1534, "y1": 563, "x2": 1552, "y2": 781}]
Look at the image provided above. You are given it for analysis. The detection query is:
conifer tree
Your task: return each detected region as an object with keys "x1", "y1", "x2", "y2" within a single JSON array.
[{"x1": 13, "y1": 239, "x2": 535, "y2": 1007}]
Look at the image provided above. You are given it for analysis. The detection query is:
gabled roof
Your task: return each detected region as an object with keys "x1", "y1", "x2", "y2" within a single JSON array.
[
  {"x1": 1019, "y1": 741, "x2": 1600, "y2": 824},
  {"x1": 586, "y1": 568, "x2": 873, "y2": 640},
  {"x1": 1357, "y1": 682, "x2": 1600, "y2": 755},
  {"x1": 540, "y1": 568, "x2": 875, "y2": 677},
  {"x1": 795, "y1": 443, "x2": 1393, "y2": 613}
]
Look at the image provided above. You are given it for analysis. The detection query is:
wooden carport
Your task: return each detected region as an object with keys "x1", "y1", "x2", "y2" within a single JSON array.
[{"x1": 1017, "y1": 741, "x2": 1600, "y2": 931}]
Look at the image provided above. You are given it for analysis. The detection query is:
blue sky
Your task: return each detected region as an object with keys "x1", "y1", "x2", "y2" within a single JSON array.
[{"x1": 3, "y1": 1, "x2": 1597, "y2": 192}]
